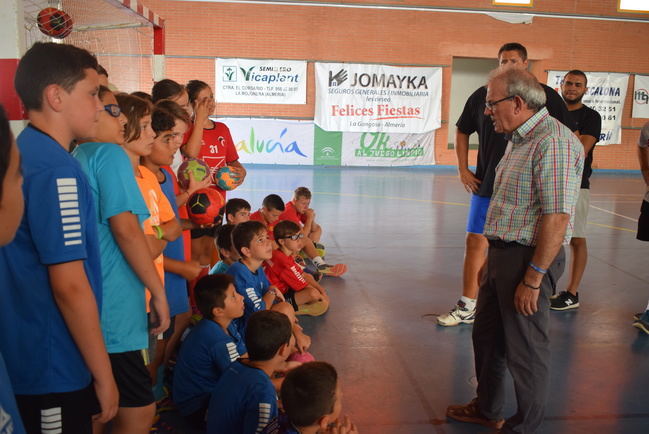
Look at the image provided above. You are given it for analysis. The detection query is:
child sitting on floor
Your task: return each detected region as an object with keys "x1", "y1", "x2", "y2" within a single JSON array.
[
  {"x1": 172, "y1": 274, "x2": 246, "y2": 430},
  {"x1": 264, "y1": 220, "x2": 329, "y2": 316},
  {"x1": 207, "y1": 310, "x2": 294, "y2": 434},
  {"x1": 209, "y1": 224, "x2": 239, "y2": 275},
  {"x1": 262, "y1": 362, "x2": 359, "y2": 434},
  {"x1": 226, "y1": 197, "x2": 252, "y2": 225}
]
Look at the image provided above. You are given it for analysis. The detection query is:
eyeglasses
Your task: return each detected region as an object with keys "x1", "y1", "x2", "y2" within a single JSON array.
[
  {"x1": 485, "y1": 95, "x2": 515, "y2": 111},
  {"x1": 103, "y1": 104, "x2": 121, "y2": 117},
  {"x1": 281, "y1": 233, "x2": 304, "y2": 241}
]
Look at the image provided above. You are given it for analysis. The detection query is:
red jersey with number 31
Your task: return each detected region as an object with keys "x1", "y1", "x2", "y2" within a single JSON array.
[{"x1": 183, "y1": 121, "x2": 239, "y2": 197}]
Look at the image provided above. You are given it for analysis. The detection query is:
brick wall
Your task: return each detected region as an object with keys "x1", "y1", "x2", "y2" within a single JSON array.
[{"x1": 132, "y1": 0, "x2": 649, "y2": 169}]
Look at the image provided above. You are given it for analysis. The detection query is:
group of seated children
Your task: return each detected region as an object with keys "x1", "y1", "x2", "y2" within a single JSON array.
[{"x1": 0, "y1": 42, "x2": 354, "y2": 434}]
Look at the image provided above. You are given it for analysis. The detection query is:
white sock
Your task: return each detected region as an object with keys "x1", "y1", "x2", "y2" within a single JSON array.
[
  {"x1": 460, "y1": 296, "x2": 477, "y2": 311},
  {"x1": 313, "y1": 256, "x2": 325, "y2": 266},
  {"x1": 645, "y1": 300, "x2": 649, "y2": 311}
]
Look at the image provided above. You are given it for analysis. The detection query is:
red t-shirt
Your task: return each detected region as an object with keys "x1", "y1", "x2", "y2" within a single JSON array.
[
  {"x1": 183, "y1": 120, "x2": 239, "y2": 199},
  {"x1": 263, "y1": 249, "x2": 308, "y2": 294},
  {"x1": 250, "y1": 210, "x2": 277, "y2": 241},
  {"x1": 278, "y1": 201, "x2": 307, "y2": 226}
]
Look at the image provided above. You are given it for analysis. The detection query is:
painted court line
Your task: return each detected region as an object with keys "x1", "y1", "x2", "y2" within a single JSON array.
[
  {"x1": 589, "y1": 204, "x2": 637, "y2": 222},
  {"x1": 241, "y1": 189, "x2": 639, "y2": 231}
]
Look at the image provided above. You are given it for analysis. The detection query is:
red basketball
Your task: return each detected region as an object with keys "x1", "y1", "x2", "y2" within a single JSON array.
[
  {"x1": 37, "y1": 8, "x2": 73, "y2": 39},
  {"x1": 187, "y1": 188, "x2": 225, "y2": 226}
]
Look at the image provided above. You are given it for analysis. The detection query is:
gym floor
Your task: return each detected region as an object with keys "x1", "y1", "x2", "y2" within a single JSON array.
[{"x1": 233, "y1": 164, "x2": 649, "y2": 434}]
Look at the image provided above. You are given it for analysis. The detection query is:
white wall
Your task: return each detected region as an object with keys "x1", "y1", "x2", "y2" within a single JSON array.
[{"x1": 447, "y1": 57, "x2": 499, "y2": 146}]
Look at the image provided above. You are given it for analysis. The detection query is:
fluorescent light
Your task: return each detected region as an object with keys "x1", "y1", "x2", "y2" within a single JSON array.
[
  {"x1": 493, "y1": 0, "x2": 533, "y2": 6},
  {"x1": 619, "y1": 0, "x2": 649, "y2": 12}
]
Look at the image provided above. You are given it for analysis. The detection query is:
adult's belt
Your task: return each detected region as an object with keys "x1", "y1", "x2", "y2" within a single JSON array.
[{"x1": 487, "y1": 239, "x2": 525, "y2": 249}]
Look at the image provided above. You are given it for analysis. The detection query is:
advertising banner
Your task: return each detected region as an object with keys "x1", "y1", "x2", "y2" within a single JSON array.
[
  {"x1": 314, "y1": 127, "x2": 435, "y2": 166},
  {"x1": 217, "y1": 117, "x2": 314, "y2": 165},
  {"x1": 547, "y1": 71, "x2": 629, "y2": 145},
  {"x1": 215, "y1": 58, "x2": 307, "y2": 104},
  {"x1": 633, "y1": 74, "x2": 649, "y2": 118},
  {"x1": 314, "y1": 62, "x2": 442, "y2": 133},
  {"x1": 216, "y1": 118, "x2": 436, "y2": 167}
]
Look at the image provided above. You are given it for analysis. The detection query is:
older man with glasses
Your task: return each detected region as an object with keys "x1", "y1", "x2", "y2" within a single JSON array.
[
  {"x1": 439, "y1": 42, "x2": 576, "y2": 328},
  {"x1": 446, "y1": 68, "x2": 584, "y2": 433}
]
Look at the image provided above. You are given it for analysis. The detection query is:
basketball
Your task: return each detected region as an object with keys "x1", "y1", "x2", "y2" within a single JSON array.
[
  {"x1": 214, "y1": 166, "x2": 241, "y2": 191},
  {"x1": 37, "y1": 8, "x2": 73, "y2": 39},
  {"x1": 177, "y1": 158, "x2": 211, "y2": 191},
  {"x1": 187, "y1": 188, "x2": 224, "y2": 226}
]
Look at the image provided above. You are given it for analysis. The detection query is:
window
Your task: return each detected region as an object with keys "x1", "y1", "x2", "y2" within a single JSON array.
[
  {"x1": 492, "y1": 0, "x2": 533, "y2": 6},
  {"x1": 619, "y1": 0, "x2": 649, "y2": 13}
]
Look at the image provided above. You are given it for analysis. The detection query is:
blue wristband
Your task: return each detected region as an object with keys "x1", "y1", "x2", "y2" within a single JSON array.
[{"x1": 529, "y1": 262, "x2": 547, "y2": 274}]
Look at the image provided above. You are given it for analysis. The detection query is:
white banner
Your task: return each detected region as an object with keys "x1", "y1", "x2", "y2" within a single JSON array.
[
  {"x1": 314, "y1": 62, "x2": 442, "y2": 133},
  {"x1": 547, "y1": 71, "x2": 629, "y2": 145},
  {"x1": 633, "y1": 75, "x2": 649, "y2": 118},
  {"x1": 340, "y1": 131, "x2": 435, "y2": 166},
  {"x1": 216, "y1": 117, "x2": 314, "y2": 165},
  {"x1": 215, "y1": 59, "x2": 307, "y2": 104}
]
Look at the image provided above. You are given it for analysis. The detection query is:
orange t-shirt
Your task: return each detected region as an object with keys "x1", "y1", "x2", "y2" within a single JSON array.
[{"x1": 136, "y1": 166, "x2": 176, "y2": 311}]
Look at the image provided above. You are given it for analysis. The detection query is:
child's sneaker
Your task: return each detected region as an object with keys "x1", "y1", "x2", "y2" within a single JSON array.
[
  {"x1": 317, "y1": 263, "x2": 347, "y2": 277},
  {"x1": 296, "y1": 300, "x2": 329, "y2": 316},
  {"x1": 550, "y1": 291, "x2": 579, "y2": 311},
  {"x1": 314, "y1": 242, "x2": 326, "y2": 257},
  {"x1": 437, "y1": 301, "x2": 475, "y2": 326},
  {"x1": 633, "y1": 311, "x2": 649, "y2": 334}
]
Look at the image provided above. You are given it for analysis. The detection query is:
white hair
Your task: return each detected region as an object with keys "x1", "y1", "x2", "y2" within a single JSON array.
[{"x1": 488, "y1": 69, "x2": 546, "y2": 111}]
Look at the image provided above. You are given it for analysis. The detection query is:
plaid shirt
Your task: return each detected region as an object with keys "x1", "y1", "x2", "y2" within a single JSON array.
[{"x1": 484, "y1": 107, "x2": 584, "y2": 246}]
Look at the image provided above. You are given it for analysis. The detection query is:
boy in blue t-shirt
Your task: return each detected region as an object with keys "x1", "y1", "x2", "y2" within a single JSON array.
[
  {"x1": 227, "y1": 221, "x2": 286, "y2": 319},
  {"x1": 0, "y1": 43, "x2": 118, "y2": 432},
  {"x1": 0, "y1": 106, "x2": 27, "y2": 434},
  {"x1": 227, "y1": 221, "x2": 312, "y2": 353},
  {"x1": 207, "y1": 310, "x2": 294, "y2": 434},
  {"x1": 172, "y1": 274, "x2": 246, "y2": 429},
  {"x1": 262, "y1": 362, "x2": 358, "y2": 434}
]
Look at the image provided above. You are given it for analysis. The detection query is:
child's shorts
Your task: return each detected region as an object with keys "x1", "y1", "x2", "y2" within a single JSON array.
[
  {"x1": 109, "y1": 350, "x2": 155, "y2": 408},
  {"x1": 16, "y1": 383, "x2": 100, "y2": 434}
]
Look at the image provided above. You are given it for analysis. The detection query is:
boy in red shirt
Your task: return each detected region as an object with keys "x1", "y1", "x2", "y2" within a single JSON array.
[
  {"x1": 278, "y1": 188, "x2": 347, "y2": 277},
  {"x1": 264, "y1": 221, "x2": 329, "y2": 316},
  {"x1": 250, "y1": 194, "x2": 285, "y2": 242},
  {"x1": 280, "y1": 187, "x2": 323, "y2": 247}
]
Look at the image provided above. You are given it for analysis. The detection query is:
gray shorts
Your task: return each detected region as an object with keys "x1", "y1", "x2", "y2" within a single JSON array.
[{"x1": 572, "y1": 189, "x2": 590, "y2": 238}]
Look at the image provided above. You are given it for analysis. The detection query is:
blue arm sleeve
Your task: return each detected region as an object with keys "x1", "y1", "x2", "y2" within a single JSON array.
[
  {"x1": 242, "y1": 383, "x2": 277, "y2": 434},
  {"x1": 26, "y1": 167, "x2": 90, "y2": 265}
]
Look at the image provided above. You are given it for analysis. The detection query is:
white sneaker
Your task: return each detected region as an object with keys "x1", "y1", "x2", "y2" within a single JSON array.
[{"x1": 437, "y1": 301, "x2": 476, "y2": 326}]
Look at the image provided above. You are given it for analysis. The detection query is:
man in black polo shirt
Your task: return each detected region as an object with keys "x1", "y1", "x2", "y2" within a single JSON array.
[
  {"x1": 550, "y1": 70, "x2": 602, "y2": 311},
  {"x1": 438, "y1": 42, "x2": 576, "y2": 327}
]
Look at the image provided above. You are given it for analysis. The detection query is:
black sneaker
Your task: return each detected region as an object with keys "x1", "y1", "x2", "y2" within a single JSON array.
[{"x1": 550, "y1": 291, "x2": 579, "y2": 311}]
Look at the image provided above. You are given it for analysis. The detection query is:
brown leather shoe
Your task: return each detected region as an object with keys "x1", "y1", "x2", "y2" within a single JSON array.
[{"x1": 446, "y1": 398, "x2": 505, "y2": 429}]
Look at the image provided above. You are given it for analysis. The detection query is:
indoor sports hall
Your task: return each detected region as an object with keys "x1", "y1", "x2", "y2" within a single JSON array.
[{"x1": 1, "y1": 1, "x2": 649, "y2": 433}]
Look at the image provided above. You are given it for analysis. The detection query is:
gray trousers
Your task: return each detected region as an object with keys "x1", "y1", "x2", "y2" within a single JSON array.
[{"x1": 472, "y1": 241, "x2": 565, "y2": 434}]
